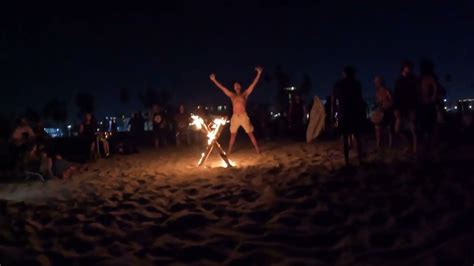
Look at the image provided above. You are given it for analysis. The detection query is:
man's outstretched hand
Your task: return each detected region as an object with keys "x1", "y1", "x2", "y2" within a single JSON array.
[
  {"x1": 209, "y1": 73, "x2": 216, "y2": 81},
  {"x1": 255, "y1": 66, "x2": 263, "y2": 74}
]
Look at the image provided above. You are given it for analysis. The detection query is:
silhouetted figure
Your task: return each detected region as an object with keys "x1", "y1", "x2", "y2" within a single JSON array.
[
  {"x1": 9, "y1": 117, "x2": 36, "y2": 165},
  {"x1": 418, "y1": 59, "x2": 439, "y2": 159},
  {"x1": 210, "y1": 66, "x2": 263, "y2": 154},
  {"x1": 331, "y1": 66, "x2": 364, "y2": 166},
  {"x1": 256, "y1": 104, "x2": 271, "y2": 140},
  {"x1": 79, "y1": 113, "x2": 100, "y2": 159},
  {"x1": 152, "y1": 105, "x2": 164, "y2": 148},
  {"x1": 288, "y1": 94, "x2": 307, "y2": 141},
  {"x1": 372, "y1": 76, "x2": 394, "y2": 149},
  {"x1": 11, "y1": 117, "x2": 35, "y2": 148},
  {"x1": 393, "y1": 61, "x2": 418, "y2": 153},
  {"x1": 129, "y1": 112, "x2": 144, "y2": 148},
  {"x1": 175, "y1": 104, "x2": 191, "y2": 147},
  {"x1": 79, "y1": 113, "x2": 109, "y2": 158}
]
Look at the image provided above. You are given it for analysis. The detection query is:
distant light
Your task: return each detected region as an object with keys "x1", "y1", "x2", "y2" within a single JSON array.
[
  {"x1": 470, "y1": 105, "x2": 473, "y2": 109},
  {"x1": 56, "y1": 128, "x2": 60, "y2": 132},
  {"x1": 67, "y1": 125, "x2": 72, "y2": 129},
  {"x1": 454, "y1": 106, "x2": 458, "y2": 110},
  {"x1": 443, "y1": 99, "x2": 447, "y2": 103},
  {"x1": 444, "y1": 106, "x2": 447, "y2": 110}
]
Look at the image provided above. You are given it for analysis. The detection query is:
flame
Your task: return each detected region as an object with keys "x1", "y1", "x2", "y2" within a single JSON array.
[
  {"x1": 191, "y1": 114, "x2": 233, "y2": 167},
  {"x1": 220, "y1": 158, "x2": 235, "y2": 168},
  {"x1": 190, "y1": 114, "x2": 205, "y2": 130}
]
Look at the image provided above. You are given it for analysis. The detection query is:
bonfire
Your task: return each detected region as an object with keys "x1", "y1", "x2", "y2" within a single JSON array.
[{"x1": 190, "y1": 114, "x2": 233, "y2": 168}]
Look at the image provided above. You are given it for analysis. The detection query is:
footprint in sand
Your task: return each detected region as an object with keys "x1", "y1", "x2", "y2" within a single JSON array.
[
  {"x1": 164, "y1": 212, "x2": 216, "y2": 231},
  {"x1": 82, "y1": 222, "x2": 107, "y2": 237},
  {"x1": 312, "y1": 210, "x2": 344, "y2": 227},
  {"x1": 369, "y1": 231, "x2": 397, "y2": 248},
  {"x1": 60, "y1": 235, "x2": 95, "y2": 253}
]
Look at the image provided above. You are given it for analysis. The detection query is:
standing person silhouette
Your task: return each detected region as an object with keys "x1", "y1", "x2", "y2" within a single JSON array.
[
  {"x1": 210, "y1": 66, "x2": 263, "y2": 154},
  {"x1": 331, "y1": 66, "x2": 364, "y2": 166},
  {"x1": 393, "y1": 61, "x2": 418, "y2": 153}
]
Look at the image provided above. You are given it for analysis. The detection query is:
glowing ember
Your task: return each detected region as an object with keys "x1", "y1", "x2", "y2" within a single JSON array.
[{"x1": 190, "y1": 114, "x2": 233, "y2": 167}]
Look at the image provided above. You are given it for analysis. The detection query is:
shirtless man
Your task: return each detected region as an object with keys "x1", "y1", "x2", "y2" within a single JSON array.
[{"x1": 210, "y1": 66, "x2": 262, "y2": 154}]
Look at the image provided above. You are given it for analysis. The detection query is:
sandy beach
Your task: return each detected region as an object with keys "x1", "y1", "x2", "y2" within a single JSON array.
[{"x1": 1, "y1": 140, "x2": 473, "y2": 265}]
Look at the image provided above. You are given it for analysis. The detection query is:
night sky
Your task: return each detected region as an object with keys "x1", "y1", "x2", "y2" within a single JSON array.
[{"x1": 1, "y1": 1, "x2": 473, "y2": 119}]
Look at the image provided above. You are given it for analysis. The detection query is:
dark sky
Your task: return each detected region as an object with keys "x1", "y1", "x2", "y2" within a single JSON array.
[{"x1": 1, "y1": 1, "x2": 473, "y2": 119}]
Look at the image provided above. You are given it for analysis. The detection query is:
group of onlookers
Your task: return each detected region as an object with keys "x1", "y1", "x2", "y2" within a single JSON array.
[
  {"x1": 2, "y1": 59, "x2": 472, "y2": 177},
  {"x1": 331, "y1": 60, "x2": 450, "y2": 165},
  {"x1": 1, "y1": 117, "x2": 76, "y2": 179}
]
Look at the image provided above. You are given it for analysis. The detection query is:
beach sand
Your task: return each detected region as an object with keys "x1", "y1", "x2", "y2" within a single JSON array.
[{"x1": 1, "y1": 141, "x2": 473, "y2": 265}]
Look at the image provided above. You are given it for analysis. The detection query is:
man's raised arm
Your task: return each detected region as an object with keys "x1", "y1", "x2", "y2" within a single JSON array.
[
  {"x1": 243, "y1": 66, "x2": 263, "y2": 97},
  {"x1": 210, "y1": 73, "x2": 234, "y2": 98}
]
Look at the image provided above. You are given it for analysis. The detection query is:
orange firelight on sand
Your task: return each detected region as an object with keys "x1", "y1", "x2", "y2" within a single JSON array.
[{"x1": 190, "y1": 114, "x2": 233, "y2": 168}]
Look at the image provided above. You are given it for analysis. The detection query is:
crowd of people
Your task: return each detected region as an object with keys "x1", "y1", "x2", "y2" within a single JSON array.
[
  {"x1": 331, "y1": 60, "x2": 448, "y2": 166},
  {"x1": 0, "y1": 117, "x2": 76, "y2": 180},
  {"x1": 1, "y1": 61, "x2": 473, "y2": 180}
]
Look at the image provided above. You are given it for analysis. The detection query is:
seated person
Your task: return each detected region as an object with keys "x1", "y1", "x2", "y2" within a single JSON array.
[
  {"x1": 80, "y1": 113, "x2": 110, "y2": 158},
  {"x1": 11, "y1": 117, "x2": 35, "y2": 147},
  {"x1": 10, "y1": 118, "x2": 36, "y2": 163}
]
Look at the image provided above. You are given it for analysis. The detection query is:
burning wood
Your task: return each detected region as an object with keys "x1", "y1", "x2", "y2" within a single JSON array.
[{"x1": 190, "y1": 115, "x2": 233, "y2": 167}]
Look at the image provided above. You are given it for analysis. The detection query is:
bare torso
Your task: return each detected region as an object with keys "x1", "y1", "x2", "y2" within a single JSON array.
[
  {"x1": 420, "y1": 76, "x2": 437, "y2": 104},
  {"x1": 231, "y1": 94, "x2": 247, "y2": 114},
  {"x1": 376, "y1": 87, "x2": 393, "y2": 110}
]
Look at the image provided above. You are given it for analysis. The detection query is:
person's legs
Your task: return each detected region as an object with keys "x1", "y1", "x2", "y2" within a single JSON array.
[
  {"x1": 102, "y1": 140, "x2": 110, "y2": 156},
  {"x1": 354, "y1": 133, "x2": 363, "y2": 164},
  {"x1": 228, "y1": 133, "x2": 237, "y2": 154},
  {"x1": 40, "y1": 152, "x2": 53, "y2": 178},
  {"x1": 87, "y1": 140, "x2": 96, "y2": 160},
  {"x1": 394, "y1": 110, "x2": 402, "y2": 134},
  {"x1": 241, "y1": 114, "x2": 259, "y2": 154},
  {"x1": 246, "y1": 132, "x2": 260, "y2": 154},
  {"x1": 409, "y1": 110, "x2": 417, "y2": 153},
  {"x1": 343, "y1": 133, "x2": 350, "y2": 166},
  {"x1": 375, "y1": 125, "x2": 381, "y2": 149},
  {"x1": 228, "y1": 115, "x2": 240, "y2": 154},
  {"x1": 388, "y1": 126, "x2": 393, "y2": 148},
  {"x1": 90, "y1": 141, "x2": 96, "y2": 154},
  {"x1": 175, "y1": 132, "x2": 181, "y2": 147}
]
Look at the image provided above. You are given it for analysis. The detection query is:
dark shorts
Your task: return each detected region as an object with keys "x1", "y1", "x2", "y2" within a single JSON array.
[
  {"x1": 418, "y1": 104, "x2": 437, "y2": 133},
  {"x1": 339, "y1": 114, "x2": 362, "y2": 134},
  {"x1": 381, "y1": 108, "x2": 395, "y2": 127},
  {"x1": 153, "y1": 127, "x2": 162, "y2": 138}
]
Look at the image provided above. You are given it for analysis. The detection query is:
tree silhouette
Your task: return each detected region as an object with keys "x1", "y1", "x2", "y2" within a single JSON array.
[
  {"x1": 24, "y1": 108, "x2": 41, "y2": 123},
  {"x1": 138, "y1": 88, "x2": 171, "y2": 108},
  {"x1": 274, "y1": 66, "x2": 291, "y2": 111},
  {"x1": 445, "y1": 74, "x2": 453, "y2": 83},
  {"x1": 43, "y1": 99, "x2": 68, "y2": 123},
  {"x1": 75, "y1": 92, "x2": 95, "y2": 115},
  {"x1": 119, "y1": 88, "x2": 130, "y2": 104},
  {"x1": 138, "y1": 88, "x2": 158, "y2": 108},
  {"x1": 299, "y1": 74, "x2": 312, "y2": 96}
]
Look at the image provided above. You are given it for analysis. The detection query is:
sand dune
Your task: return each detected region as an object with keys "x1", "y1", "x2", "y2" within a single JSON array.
[{"x1": 1, "y1": 141, "x2": 473, "y2": 265}]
